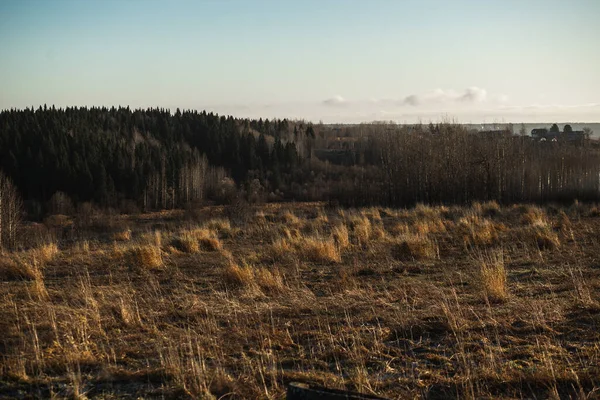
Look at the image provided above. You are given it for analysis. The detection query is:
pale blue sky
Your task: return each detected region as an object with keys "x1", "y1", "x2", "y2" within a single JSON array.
[{"x1": 1, "y1": 0, "x2": 599, "y2": 122}]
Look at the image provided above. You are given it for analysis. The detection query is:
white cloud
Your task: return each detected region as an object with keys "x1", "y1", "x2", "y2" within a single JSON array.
[
  {"x1": 401, "y1": 87, "x2": 488, "y2": 106},
  {"x1": 323, "y1": 95, "x2": 347, "y2": 106}
]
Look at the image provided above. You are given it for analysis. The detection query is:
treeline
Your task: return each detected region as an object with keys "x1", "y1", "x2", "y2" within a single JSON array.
[
  {"x1": 0, "y1": 106, "x2": 308, "y2": 217},
  {"x1": 1, "y1": 107, "x2": 600, "y2": 223},
  {"x1": 374, "y1": 124, "x2": 600, "y2": 206}
]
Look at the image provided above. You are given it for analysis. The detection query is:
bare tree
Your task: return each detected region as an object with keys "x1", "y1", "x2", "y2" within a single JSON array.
[{"x1": 0, "y1": 171, "x2": 23, "y2": 251}]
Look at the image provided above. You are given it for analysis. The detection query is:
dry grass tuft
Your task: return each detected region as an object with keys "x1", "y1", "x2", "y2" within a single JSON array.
[
  {"x1": 125, "y1": 245, "x2": 163, "y2": 270},
  {"x1": 141, "y1": 230, "x2": 162, "y2": 247},
  {"x1": 112, "y1": 228, "x2": 132, "y2": 242},
  {"x1": 413, "y1": 219, "x2": 446, "y2": 235},
  {"x1": 281, "y1": 210, "x2": 301, "y2": 226},
  {"x1": 298, "y1": 237, "x2": 341, "y2": 264},
  {"x1": 223, "y1": 262, "x2": 255, "y2": 289},
  {"x1": 350, "y1": 215, "x2": 371, "y2": 247},
  {"x1": 520, "y1": 206, "x2": 549, "y2": 227},
  {"x1": 473, "y1": 201, "x2": 501, "y2": 217},
  {"x1": 533, "y1": 227, "x2": 561, "y2": 250},
  {"x1": 270, "y1": 238, "x2": 295, "y2": 260},
  {"x1": 331, "y1": 224, "x2": 350, "y2": 250},
  {"x1": 178, "y1": 228, "x2": 223, "y2": 252},
  {"x1": 392, "y1": 235, "x2": 437, "y2": 261},
  {"x1": 459, "y1": 216, "x2": 500, "y2": 247},
  {"x1": 171, "y1": 233, "x2": 200, "y2": 253},
  {"x1": 0, "y1": 257, "x2": 38, "y2": 281},
  {"x1": 414, "y1": 203, "x2": 439, "y2": 219},
  {"x1": 205, "y1": 218, "x2": 231, "y2": 232},
  {"x1": 254, "y1": 267, "x2": 285, "y2": 294},
  {"x1": 33, "y1": 243, "x2": 60, "y2": 263},
  {"x1": 199, "y1": 237, "x2": 222, "y2": 252},
  {"x1": 389, "y1": 222, "x2": 410, "y2": 236},
  {"x1": 475, "y1": 250, "x2": 508, "y2": 303},
  {"x1": 223, "y1": 260, "x2": 285, "y2": 294}
]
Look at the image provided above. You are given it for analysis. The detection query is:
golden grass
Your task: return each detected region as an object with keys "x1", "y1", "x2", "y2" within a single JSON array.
[
  {"x1": 0, "y1": 257, "x2": 38, "y2": 280},
  {"x1": 112, "y1": 228, "x2": 132, "y2": 242},
  {"x1": 298, "y1": 237, "x2": 341, "y2": 264},
  {"x1": 4, "y1": 202, "x2": 600, "y2": 399},
  {"x1": 125, "y1": 245, "x2": 163, "y2": 270},
  {"x1": 533, "y1": 227, "x2": 561, "y2": 250},
  {"x1": 331, "y1": 224, "x2": 350, "y2": 250},
  {"x1": 175, "y1": 227, "x2": 223, "y2": 252},
  {"x1": 392, "y1": 235, "x2": 437, "y2": 261},
  {"x1": 281, "y1": 210, "x2": 301, "y2": 226},
  {"x1": 205, "y1": 218, "x2": 231, "y2": 232},
  {"x1": 171, "y1": 233, "x2": 200, "y2": 253},
  {"x1": 473, "y1": 200, "x2": 501, "y2": 217},
  {"x1": 269, "y1": 232, "x2": 342, "y2": 264},
  {"x1": 349, "y1": 215, "x2": 371, "y2": 247},
  {"x1": 223, "y1": 262, "x2": 255, "y2": 289},
  {"x1": 475, "y1": 250, "x2": 508, "y2": 303},
  {"x1": 520, "y1": 206, "x2": 549, "y2": 227},
  {"x1": 459, "y1": 216, "x2": 501, "y2": 247},
  {"x1": 34, "y1": 242, "x2": 59, "y2": 263},
  {"x1": 270, "y1": 238, "x2": 295, "y2": 260},
  {"x1": 254, "y1": 267, "x2": 285, "y2": 294},
  {"x1": 223, "y1": 260, "x2": 285, "y2": 294}
]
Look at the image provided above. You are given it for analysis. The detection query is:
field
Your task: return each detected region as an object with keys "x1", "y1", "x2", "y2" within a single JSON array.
[{"x1": 1, "y1": 202, "x2": 599, "y2": 399}]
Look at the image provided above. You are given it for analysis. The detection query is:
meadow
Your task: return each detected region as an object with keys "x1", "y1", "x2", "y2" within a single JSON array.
[{"x1": 1, "y1": 201, "x2": 599, "y2": 399}]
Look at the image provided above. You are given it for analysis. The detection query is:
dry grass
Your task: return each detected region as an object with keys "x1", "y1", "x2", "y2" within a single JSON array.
[
  {"x1": 171, "y1": 233, "x2": 200, "y2": 253},
  {"x1": 0, "y1": 257, "x2": 39, "y2": 280},
  {"x1": 125, "y1": 244, "x2": 163, "y2": 270},
  {"x1": 475, "y1": 250, "x2": 508, "y2": 303},
  {"x1": 520, "y1": 206, "x2": 550, "y2": 227},
  {"x1": 391, "y1": 235, "x2": 437, "y2": 261},
  {"x1": 281, "y1": 210, "x2": 301, "y2": 226},
  {"x1": 112, "y1": 228, "x2": 132, "y2": 242},
  {"x1": 459, "y1": 215, "x2": 502, "y2": 247},
  {"x1": 223, "y1": 260, "x2": 285, "y2": 294},
  {"x1": 331, "y1": 223, "x2": 350, "y2": 250},
  {"x1": 223, "y1": 261, "x2": 255, "y2": 289},
  {"x1": 530, "y1": 226, "x2": 561, "y2": 250},
  {"x1": 175, "y1": 227, "x2": 223, "y2": 252},
  {"x1": 2, "y1": 202, "x2": 600, "y2": 399},
  {"x1": 349, "y1": 215, "x2": 371, "y2": 247},
  {"x1": 298, "y1": 236, "x2": 341, "y2": 263}
]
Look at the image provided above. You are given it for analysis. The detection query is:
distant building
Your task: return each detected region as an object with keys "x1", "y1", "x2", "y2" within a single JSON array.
[{"x1": 531, "y1": 128, "x2": 586, "y2": 144}]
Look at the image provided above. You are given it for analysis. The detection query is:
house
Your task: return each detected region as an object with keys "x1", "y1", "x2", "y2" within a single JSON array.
[{"x1": 531, "y1": 128, "x2": 586, "y2": 144}]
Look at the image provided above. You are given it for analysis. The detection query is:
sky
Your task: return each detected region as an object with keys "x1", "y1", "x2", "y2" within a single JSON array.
[{"x1": 1, "y1": 0, "x2": 599, "y2": 123}]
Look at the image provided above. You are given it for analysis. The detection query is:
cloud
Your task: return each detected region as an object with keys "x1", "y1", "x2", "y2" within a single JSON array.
[
  {"x1": 459, "y1": 87, "x2": 487, "y2": 103},
  {"x1": 402, "y1": 87, "x2": 488, "y2": 106},
  {"x1": 403, "y1": 94, "x2": 420, "y2": 106},
  {"x1": 323, "y1": 95, "x2": 347, "y2": 106}
]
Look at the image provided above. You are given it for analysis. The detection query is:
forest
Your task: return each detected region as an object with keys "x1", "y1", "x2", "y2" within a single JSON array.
[{"x1": 1, "y1": 106, "x2": 600, "y2": 224}]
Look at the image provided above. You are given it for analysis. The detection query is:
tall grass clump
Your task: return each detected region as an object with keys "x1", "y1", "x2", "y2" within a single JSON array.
[
  {"x1": 126, "y1": 245, "x2": 163, "y2": 270},
  {"x1": 475, "y1": 250, "x2": 508, "y2": 303},
  {"x1": 392, "y1": 235, "x2": 437, "y2": 261}
]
